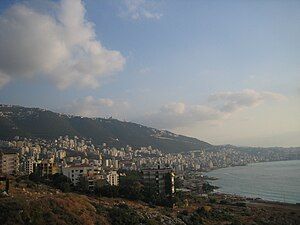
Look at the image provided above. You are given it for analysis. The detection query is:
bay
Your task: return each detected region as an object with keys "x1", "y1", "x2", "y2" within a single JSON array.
[{"x1": 206, "y1": 160, "x2": 300, "y2": 204}]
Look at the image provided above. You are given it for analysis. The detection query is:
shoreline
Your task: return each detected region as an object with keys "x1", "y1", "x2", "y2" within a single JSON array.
[
  {"x1": 212, "y1": 192, "x2": 300, "y2": 207},
  {"x1": 210, "y1": 188, "x2": 300, "y2": 205},
  {"x1": 204, "y1": 160, "x2": 300, "y2": 205},
  {"x1": 205, "y1": 158, "x2": 300, "y2": 173}
]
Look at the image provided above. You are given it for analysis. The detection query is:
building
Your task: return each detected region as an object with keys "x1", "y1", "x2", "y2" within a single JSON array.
[
  {"x1": 34, "y1": 159, "x2": 59, "y2": 177},
  {"x1": 104, "y1": 158, "x2": 119, "y2": 170},
  {"x1": 106, "y1": 171, "x2": 119, "y2": 186},
  {"x1": 22, "y1": 157, "x2": 34, "y2": 175},
  {"x1": 62, "y1": 164, "x2": 96, "y2": 186},
  {"x1": 142, "y1": 165, "x2": 175, "y2": 196},
  {"x1": 56, "y1": 150, "x2": 67, "y2": 160},
  {"x1": 62, "y1": 165, "x2": 119, "y2": 190},
  {"x1": 0, "y1": 152, "x2": 19, "y2": 175}
]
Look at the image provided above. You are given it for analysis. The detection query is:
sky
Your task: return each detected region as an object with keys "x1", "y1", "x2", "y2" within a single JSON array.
[{"x1": 0, "y1": 0, "x2": 299, "y2": 147}]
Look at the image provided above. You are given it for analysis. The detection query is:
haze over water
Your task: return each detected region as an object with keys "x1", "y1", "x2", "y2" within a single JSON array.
[{"x1": 207, "y1": 160, "x2": 300, "y2": 204}]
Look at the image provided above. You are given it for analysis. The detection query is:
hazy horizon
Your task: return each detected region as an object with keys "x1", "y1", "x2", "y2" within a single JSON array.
[{"x1": 0, "y1": 0, "x2": 299, "y2": 147}]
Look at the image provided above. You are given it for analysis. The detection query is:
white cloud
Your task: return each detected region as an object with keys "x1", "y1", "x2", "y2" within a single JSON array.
[
  {"x1": 140, "y1": 103, "x2": 223, "y2": 129},
  {"x1": 208, "y1": 89, "x2": 287, "y2": 112},
  {"x1": 138, "y1": 89, "x2": 287, "y2": 129},
  {"x1": 61, "y1": 96, "x2": 129, "y2": 118},
  {"x1": 98, "y1": 98, "x2": 115, "y2": 107},
  {"x1": 60, "y1": 89, "x2": 287, "y2": 130},
  {"x1": 161, "y1": 102, "x2": 186, "y2": 114},
  {"x1": 0, "y1": 0, "x2": 125, "y2": 89},
  {"x1": 120, "y1": 0, "x2": 162, "y2": 20}
]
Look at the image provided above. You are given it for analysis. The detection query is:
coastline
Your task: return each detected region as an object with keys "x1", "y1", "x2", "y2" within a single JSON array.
[
  {"x1": 204, "y1": 160, "x2": 300, "y2": 205},
  {"x1": 205, "y1": 158, "x2": 300, "y2": 173},
  {"x1": 213, "y1": 192, "x2": 297, "y2": 204}
]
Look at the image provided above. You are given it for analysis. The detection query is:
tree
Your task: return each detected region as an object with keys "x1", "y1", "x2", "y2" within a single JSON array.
[
  {"x1": 95, "y1": 184, "x2": 119, "y2": 198},
  {"x1": 47, "y1": 173, "x2": 73, "y2": 192}
]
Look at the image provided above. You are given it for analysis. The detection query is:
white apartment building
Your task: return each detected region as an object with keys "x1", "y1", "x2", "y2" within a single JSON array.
[
  {"x1": 62, "y1": 164, "x2": 96, "y2": 185},
  {"x1": 62, "y1": 164, "x2": 119, "y2": 189},
  {"x1": 106, "y1": 171, "x2": 119, "y2": 186}
]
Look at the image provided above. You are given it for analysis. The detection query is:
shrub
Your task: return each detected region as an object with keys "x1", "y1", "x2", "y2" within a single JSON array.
[
  {"x1": 209, "y1": 197, "x2": 217, "y2": 204},
  {"x1": 109, "y1": 204, "x2": 142, "y2": 225}
]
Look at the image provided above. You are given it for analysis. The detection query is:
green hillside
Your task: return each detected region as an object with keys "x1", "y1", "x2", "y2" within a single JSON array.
[{"x1": 0, "y1": 104, "x2": 211, "y2": 153}]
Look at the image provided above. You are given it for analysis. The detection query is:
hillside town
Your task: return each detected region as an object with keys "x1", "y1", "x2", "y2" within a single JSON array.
[{"x1": 1, "y1": 135, "x2": 299, "y2": 196}]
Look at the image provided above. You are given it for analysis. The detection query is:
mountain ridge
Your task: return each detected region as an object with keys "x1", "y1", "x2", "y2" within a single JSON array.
[{"x1": 0, "y1": 104, "x2": 211, "y2": 153}]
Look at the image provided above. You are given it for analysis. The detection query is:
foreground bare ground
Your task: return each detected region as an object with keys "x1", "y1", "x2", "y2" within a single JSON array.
[{"x1": 0, "y1": 181, "x2": 299, "y2": 225}]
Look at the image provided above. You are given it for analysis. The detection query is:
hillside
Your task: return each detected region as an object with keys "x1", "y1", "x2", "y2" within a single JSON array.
[
  {"x1": 0, "y1": 104, "x2": 211, "y2": 153},
  {"x1": 1, "y1": 178, "x2": 299, "y2": 225}
]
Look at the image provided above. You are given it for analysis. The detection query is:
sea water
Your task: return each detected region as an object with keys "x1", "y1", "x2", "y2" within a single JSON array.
[{"x1": 207, "y1": 160, "x2": 300, "y2": 204}]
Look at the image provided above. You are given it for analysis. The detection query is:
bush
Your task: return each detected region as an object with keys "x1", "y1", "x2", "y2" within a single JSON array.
[
  {"x1": 209, "y1": 197, "x2": 217, "y2": 204},
  {"x1": 234, "y1": 202, "x2": 246, "y2": 207},
  {"x1": 220, "y1": 199, "x2": 229, "y2": 205},
  {"x1": 178, "y1": 210, "x2": 204, "y2": 225},
  {"x1": 28, "y1": 173, "x2": 73, "y2": 193},
  {"x1": 202, "y1": 182, "x2": 218, "y2": 193},
  {"x1": 108, "y1": 204, "x2": 142, "y2": 225},
  {"x1": 95, "y1": 185, "x2": 119, "y2": 198},
  {"x1": 196, "y1": 205, "x2": 212, "y2": 217},
  {"x1": 50, "y1": 174, "x2": 73, "y2": 192}
]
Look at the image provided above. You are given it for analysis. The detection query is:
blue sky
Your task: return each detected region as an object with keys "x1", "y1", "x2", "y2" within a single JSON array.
[{"x1": 0, "y1": 0, "x2": 299, "y2": 146}]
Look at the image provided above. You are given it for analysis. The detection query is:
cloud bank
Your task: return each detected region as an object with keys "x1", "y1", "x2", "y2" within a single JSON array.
[
  {"x1": 0, "y1": 0, "x2": 125, "y2": 89},
  {"x1": 62, "y1": 89, "x2": 286, "y2": 130},
  {"x1": 138, "y1": 89, "x2": 287, "y2": 129},
  {"x1": 208, "y1": 89, "x2": 287, "y2": 113}
]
